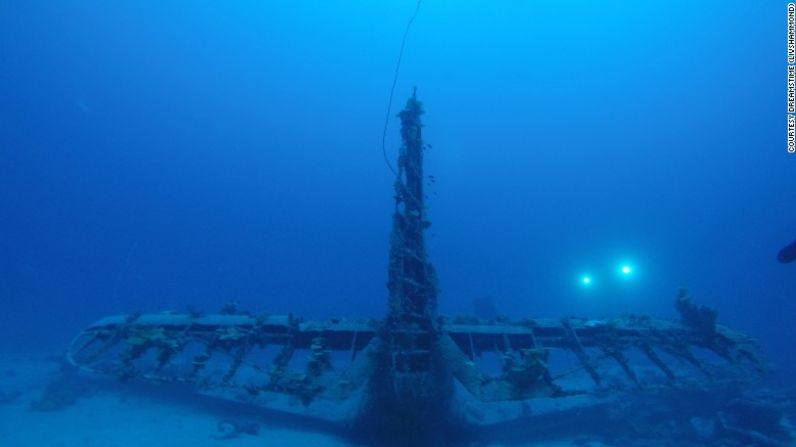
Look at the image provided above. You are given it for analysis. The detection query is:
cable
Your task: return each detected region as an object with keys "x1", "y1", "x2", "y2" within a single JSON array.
[{"x1": 381, "y1": 0, "x2": 423, "y2": 177}]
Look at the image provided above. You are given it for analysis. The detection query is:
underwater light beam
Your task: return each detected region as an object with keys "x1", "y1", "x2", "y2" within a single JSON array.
[{"x1": 617, "y1": 262, "x2": 636, "y2": 281}]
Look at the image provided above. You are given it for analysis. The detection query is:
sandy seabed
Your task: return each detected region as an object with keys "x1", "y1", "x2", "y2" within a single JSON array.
[
  {"x1": 0, "y1": 353, "x2": 357, "y2": 447},
  {"x1": 0, "y1": 353, "x2": 587, "y2": 447}
]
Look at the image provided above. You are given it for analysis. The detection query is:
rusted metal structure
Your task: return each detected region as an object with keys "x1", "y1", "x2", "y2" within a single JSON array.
[{"x1": 67, "y1": 91, "x2": 763, "y2": 445}]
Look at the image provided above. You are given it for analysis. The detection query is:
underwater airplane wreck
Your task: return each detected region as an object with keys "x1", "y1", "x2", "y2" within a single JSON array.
[{"x1": 66, "y1": 92, "x2": 779, "y2": 446}]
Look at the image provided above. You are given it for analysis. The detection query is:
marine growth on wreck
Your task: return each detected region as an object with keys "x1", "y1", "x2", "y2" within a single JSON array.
[{"x1": 66, "y1": 92, "x2": 779, "y2": 446}]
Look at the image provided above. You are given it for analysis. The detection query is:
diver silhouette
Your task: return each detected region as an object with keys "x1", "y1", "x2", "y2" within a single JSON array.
[{"x1": 777, "y1": 239, "x2": 796, "y2": 263}]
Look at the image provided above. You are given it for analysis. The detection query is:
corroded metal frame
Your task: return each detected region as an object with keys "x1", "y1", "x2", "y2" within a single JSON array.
[{"x1": 66, "y1": 92, "x2": 764, "y2": 442}]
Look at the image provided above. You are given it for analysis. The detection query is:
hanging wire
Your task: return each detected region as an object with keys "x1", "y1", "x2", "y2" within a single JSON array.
[{"x1": 381, "y1": 0, "x2": 423, "y2": 177}]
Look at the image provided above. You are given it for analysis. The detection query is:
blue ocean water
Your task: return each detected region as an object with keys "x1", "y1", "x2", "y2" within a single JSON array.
[{"x1": 1, "y1": 1, "x2": 794, "y2": 445}]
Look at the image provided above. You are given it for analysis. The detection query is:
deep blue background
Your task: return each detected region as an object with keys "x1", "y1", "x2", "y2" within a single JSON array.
[{"x1": 1, "y1": 1, "x2": 793, "y2": 374}]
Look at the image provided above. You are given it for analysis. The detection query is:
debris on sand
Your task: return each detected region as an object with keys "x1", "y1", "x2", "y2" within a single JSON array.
[{"x1": 211, "y1": 419, "x2": 260, "y2": 440}]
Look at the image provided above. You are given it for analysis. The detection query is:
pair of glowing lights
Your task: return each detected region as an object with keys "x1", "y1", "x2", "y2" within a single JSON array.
[{"x1": 581, "y1": 264, "x2": 633, "y2": 286}]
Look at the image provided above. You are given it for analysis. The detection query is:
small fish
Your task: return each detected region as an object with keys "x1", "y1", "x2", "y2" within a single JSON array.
[{"x1": 777, "y1": 239, "x2": 796, "y2": 263}]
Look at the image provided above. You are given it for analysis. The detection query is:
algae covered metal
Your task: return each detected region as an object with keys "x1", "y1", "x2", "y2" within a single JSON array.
[{"x1": 67, "y1": 92, "x2": 764, "y2": 444}]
